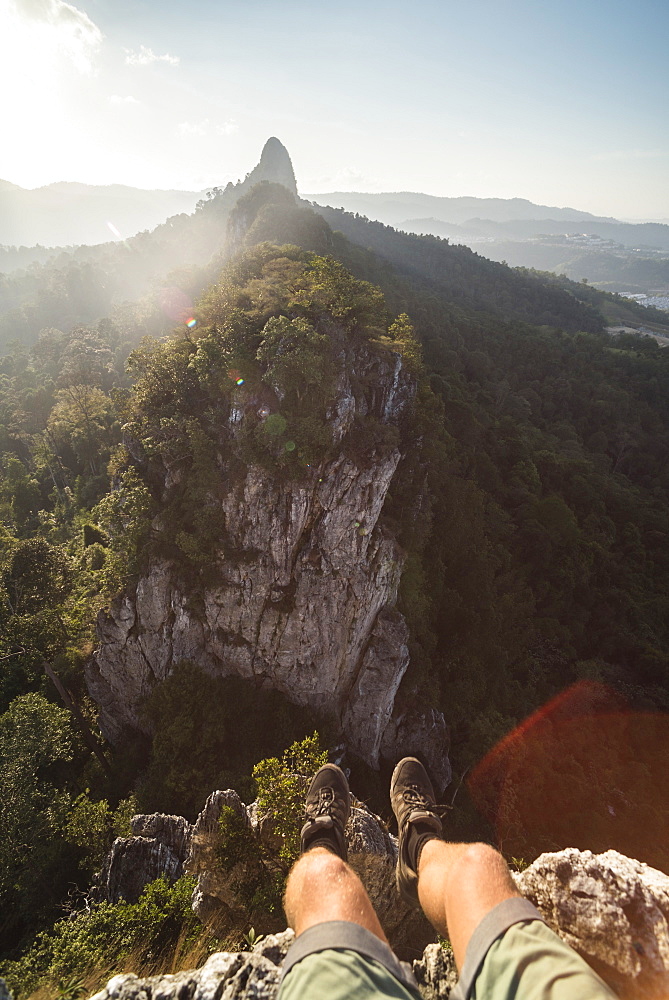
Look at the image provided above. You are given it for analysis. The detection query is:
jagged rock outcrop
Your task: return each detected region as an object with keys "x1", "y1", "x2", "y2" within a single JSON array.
[
  {"x1": 413, "y1": 943, "x2": 458, "y2": 999},
  {"x1": 90, "y1": 846, "x2": 669, "y2": 999},
  {"x1": 101, "y1": 813, "x2": 192, "y2": 904},
  {"x1": 185, "y1": 789, "x2": 436, "y2": 959},
  {"x1": 514, "y1": 849, "x2": 669, "y2": 999},
  {"x1": 86, "y1": 327, "x2": 450, "y2": 786},
  {"x1": 380, "y1": 706, "x2": 451, "y2": 792},
  {"x1": 102, "y1": 838, "x2": 182, "y2": 905},
  {"x1": 187, "y1": 790, "x2": 254, "y2": 923},
  {"x1": 89, "y1": 931, "x2": 295, "y2": 1000},
  {"x1": 131, "y1": 813, "x2": 192, "y2": 859}
]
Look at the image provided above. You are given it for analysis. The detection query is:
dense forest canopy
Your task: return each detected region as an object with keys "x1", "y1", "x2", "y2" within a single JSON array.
[{"x1": 1, "y1": 181, "x2": 669, "y2": 988}]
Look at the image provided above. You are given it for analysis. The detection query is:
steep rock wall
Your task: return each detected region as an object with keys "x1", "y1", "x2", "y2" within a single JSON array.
[{"x1": 87, "y1": 340, "x2": 449, "y2": 782}]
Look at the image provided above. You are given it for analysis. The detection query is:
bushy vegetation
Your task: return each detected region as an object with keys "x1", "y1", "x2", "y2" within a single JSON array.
[
  {"x1": 3, "y1": 876, "x2": 206, "y2": 999},
  {"x1": 209, "y1": 732, "x2": 328, "y2": 928},
  {"x1": 253, "y1": 732, "x2": 328, "y2": 864}
]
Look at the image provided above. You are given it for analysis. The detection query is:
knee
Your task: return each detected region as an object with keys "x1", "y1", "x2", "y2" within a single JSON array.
[
  {"x1": 449, "y1": 842, "x2": 507, "y2": 884},
  {"x1": 289, "y1": 848, "x2": 350, "y2": 889}
]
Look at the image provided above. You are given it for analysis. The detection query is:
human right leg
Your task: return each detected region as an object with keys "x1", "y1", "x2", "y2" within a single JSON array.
[
  {"x1": 390, "y1": 757, "x2": 521, "y2": 970},
  {"x1": 416, "y1": 838, "x2": 521, "y2": 969}
]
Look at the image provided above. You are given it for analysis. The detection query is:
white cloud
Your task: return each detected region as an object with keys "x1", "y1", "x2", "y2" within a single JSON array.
[
  {"x1": 10, "y1": 0, "x2": 102, "y2": 73},
  {"x1": 177, "y1": 119, "x2": 238, "y2": 137},
  {"x1": 109, "y1": 94, "x2": 140, "y2": 106},
  {"x1": 124, "y1": 45, "x2": 180, "y2": 67},
  {"x1": 178, "y1": 120, "x2": 207, "y2": 137}
]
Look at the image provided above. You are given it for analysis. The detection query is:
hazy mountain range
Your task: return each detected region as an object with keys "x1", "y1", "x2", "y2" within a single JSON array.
[
  {"x1": 1, "y1": 142, "x2": 668, "y2": 296},
  {"x1": 0, "y1": 178, "x2": 204, "y2": 248},
  {"x1": 304, "y1": 191, "x2": 618, "y2": 226},
  {"x1": 303, "y1": 192, "x2": 669, "y2": 295}
]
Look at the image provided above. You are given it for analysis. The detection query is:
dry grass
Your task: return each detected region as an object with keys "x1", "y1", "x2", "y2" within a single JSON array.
[{"x1": 24, "y1": 922, "x2": 244, "y2": 1000}]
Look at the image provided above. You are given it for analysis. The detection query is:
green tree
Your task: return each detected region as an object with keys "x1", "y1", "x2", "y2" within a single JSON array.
[
  {"x1": 0, "y1": 455, "x2": 42, "y2": 534},
  {"x1": 46, "y1": 385, "x2": 117, "y2": 477},
  {"x1": 1, "y1": 537, "x2": 71, "y2": 615},
  {"x1": 257, "y1": 315, "x2": 332, "y2": 406},
  {"x1": 0, "y1": 694, "x2": 77, "y2": 938},
  {"x1": 252, "y1": 733, "x2": 327, "y2": 864}
]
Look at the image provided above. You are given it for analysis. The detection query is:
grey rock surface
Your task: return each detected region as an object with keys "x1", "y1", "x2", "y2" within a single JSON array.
[
  {"x1": 347, "y1": 802, "x2": 397, "y2": 859},
  {"x1": 412, "y1": 942, "x2": 458, "y2": 999},
  {"x1": 186, "y1": 790, "x2": 252, "y2": 923},
  {"x1": 130, "y1": 813, "x2": 193, "y2": 861},
  {"x1": 380, "y1": 705, "x2": 452, "y2": 794},
  {"x1": 515, "y1": 848, "x2": 669, "y2": 998},
  {"x1": 88, "y1": 932, "x2": 294, "y2": 1000},
  {"x1": 101, "y1": 837, "x2": 182, "y2": 904},
  {"x1": 100, "y1": 813, "x2": 192, "y2": 904},
  {"x1": 86, "y1": 339, "x2": 449, "y2": 774}
]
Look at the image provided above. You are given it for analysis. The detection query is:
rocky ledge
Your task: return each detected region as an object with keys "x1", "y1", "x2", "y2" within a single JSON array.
[
  {"x1": 99, "y1": 796, "x2": 669, "y2": 999},
  {"x1": 90, "y1": 846, "x2": 669, "y2": 1000}
]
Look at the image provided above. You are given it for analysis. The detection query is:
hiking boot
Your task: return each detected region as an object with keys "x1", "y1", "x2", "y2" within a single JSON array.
[
  {"x1": 300, "y1": 763, "x2": 351, "y2": 861},
  {"x1": 391, "y1": 757, "x2": 443, "y2": 906}
]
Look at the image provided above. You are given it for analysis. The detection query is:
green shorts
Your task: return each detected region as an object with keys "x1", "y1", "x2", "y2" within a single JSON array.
[{"x1": 278, "y1": 900, "x2": 617, "y2": 1000}]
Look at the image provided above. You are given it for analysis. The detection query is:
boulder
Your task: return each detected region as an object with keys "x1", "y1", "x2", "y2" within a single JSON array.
[
  {"x1": 412, "y1": 942, "x2": 458, "y2": 999},
  {"x1": 101, "y1": 837, "x2": 182, "y2": 905},
  {"x1": 100, "y1": 813, "x2": 192, "y2": 904},
  {"x1": 130, "y1": 813, "x2": 192, "y2": 861},
  {"x1": 515, "y1": 848, "x2": 669, "y2": 999}
]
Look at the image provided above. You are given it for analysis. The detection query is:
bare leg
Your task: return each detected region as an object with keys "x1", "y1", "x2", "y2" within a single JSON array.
[
  {"x1": 417, "y1": 839, "x2": 521, "y2": 970},
  {"x1": 284, "y1": 847, "x2": 388, "y2": 943}
]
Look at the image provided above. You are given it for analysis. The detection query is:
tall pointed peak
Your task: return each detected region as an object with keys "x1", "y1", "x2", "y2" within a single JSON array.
[{"x1": 245, "y1": 137, "x2": 297, "y2": 196}]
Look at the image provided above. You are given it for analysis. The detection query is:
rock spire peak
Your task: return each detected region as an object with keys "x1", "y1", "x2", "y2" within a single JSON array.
[{"x1": 247, "y1": 136, "x2": 297, "y2": 195}]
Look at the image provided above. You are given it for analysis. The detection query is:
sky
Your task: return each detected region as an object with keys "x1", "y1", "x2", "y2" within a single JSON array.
[{"x1": 2, "y1": 0, "x2": 668, "y2": 220}]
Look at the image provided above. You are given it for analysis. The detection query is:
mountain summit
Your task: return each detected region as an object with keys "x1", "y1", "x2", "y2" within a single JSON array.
[{"x1": 244, "y1": 136, "x2": 297, "y2": 196}]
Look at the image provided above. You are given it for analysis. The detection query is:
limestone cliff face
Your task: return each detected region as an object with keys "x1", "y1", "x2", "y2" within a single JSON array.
[{"x1": 87, "y1": 335, "x2": 449, "y2": 784}]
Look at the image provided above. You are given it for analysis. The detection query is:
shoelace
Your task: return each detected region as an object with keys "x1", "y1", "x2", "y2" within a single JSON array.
[
  {"x1": 402, "y1": 784, "x2": 432, "y2": 807},
  {"x1": 402, "y1": 784, "x2": 451, "y2": 816},
  {"x1": 310, "y1": 786, "x2": 336, "y2": 816}
]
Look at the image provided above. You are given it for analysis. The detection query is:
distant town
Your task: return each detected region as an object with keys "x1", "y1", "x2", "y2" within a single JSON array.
[{"x1": 622, "y1": 291, "x2": 669, "y2": 311}]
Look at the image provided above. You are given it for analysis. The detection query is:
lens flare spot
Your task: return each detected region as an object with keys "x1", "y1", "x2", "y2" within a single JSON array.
[
  {"x1": 468, "y1": 680, "x2": 669, "y2": 869},
  {"x1": 159, "y1": 286, "x2": 193, "y2": 323},
  {"x1": 236, "y1": 378, "x2": 245, "y2": 386},
  {"x1": 186, "y1": 317, "x2": 197, "y2": 330},
  {"x1": 285, "y1": 440, "x2": 296, "y2": 452}
]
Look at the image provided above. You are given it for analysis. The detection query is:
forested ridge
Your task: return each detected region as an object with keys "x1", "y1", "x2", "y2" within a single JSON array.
[{"x1": 2, "y1": 181, "x2": 669, "y2": 992}]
